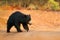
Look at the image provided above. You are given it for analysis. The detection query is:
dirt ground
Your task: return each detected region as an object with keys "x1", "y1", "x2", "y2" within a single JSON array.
[{"x1": 0, "y1": 10, "x2": 60, "y2": 40}]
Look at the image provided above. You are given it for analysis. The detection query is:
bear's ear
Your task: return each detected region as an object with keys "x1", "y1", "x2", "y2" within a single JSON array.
[
  {"x1": 28, "y1": 14, "x2": 30, "y2": 17},
  {"x1": 29, "y1": 14, "x2": 30, "y2": 16},
  {"x1": 24, "y1": 14, "x2": 30, "y2": 18}
]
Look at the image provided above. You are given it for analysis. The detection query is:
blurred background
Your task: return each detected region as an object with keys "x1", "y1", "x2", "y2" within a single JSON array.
[{"x1": 0, "y1": 0, "x2": 60, "y2": 10}]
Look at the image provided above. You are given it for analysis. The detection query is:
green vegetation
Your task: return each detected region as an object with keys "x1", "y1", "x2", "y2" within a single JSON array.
[
  {"x1": 0, "y1": 0, "x2": 60, "y2": 10},
  {"x1": 48, "y1": 0, "x2": 60, "y2": 10}
]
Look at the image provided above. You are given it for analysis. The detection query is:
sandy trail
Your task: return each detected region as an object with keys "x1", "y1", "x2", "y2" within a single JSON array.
[{"x1": 0, "y1": 29, "x2": 60, "y2": 40}]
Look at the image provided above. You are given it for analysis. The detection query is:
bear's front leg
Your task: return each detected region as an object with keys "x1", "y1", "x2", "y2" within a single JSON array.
[
  {"x1": 14, "y1": 23, "x2": 22, "y2": 32},
  {"x1": 22, "y1": 23, "x2": 29, "y2": 32}
]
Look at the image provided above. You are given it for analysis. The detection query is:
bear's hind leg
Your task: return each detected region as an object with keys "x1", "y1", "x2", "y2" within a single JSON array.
[{"x1": 7, "y1": 24, "x2": 13, "y2": 33}]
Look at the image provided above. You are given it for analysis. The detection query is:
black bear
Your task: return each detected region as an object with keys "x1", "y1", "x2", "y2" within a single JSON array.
[{"x1": 7, "y1": 11, "x2": 31, "y2": 33}]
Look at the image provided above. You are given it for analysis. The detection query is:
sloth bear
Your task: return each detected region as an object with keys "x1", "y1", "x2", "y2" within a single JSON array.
[{"x1": 7, "y1": 11, "x2": 31, "y2": 33}]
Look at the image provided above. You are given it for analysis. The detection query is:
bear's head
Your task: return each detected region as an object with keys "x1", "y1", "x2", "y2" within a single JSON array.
[{"x1": 24, "y1": 14, "x2": 32, "y2": 25}]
